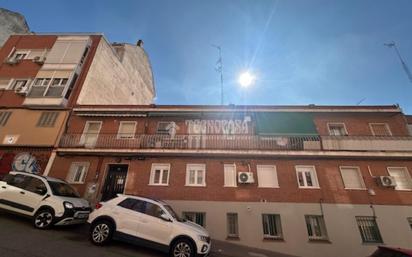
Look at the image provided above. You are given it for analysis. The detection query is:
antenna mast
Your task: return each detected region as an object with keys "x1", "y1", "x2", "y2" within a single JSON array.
[
  {"x1": 385, "y1": 41, "x2": 412, "y2": 83},
  {"x1": 212, "y1": 44, "x2": 224, "y2": 105}
]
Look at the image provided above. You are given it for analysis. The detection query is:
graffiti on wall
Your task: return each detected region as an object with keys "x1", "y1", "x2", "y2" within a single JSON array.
[{"x1": 12, "y1": 152, "x2": 41, "y2": 174}]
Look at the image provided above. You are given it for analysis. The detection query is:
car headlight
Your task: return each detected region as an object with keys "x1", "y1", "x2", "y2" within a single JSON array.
[
  {"x1": 198, "y1": 235, "x2": 210, "y2": 243},
  {"x1": 64, "y1": 202, "x2": 74, "y2": 209}
]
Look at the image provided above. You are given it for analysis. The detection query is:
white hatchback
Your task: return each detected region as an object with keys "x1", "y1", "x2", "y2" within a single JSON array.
[
  {"x1": 88, "y1": 194, "x2": 211, "y2": 257},
  {"x1": 0, "y1": 171, "x2": 91, "y2": 229}
]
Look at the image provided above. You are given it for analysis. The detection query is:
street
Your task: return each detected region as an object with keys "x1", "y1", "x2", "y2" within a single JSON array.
[{"x1": 0, "y1": 211, "x2": 166, "y2": 257}]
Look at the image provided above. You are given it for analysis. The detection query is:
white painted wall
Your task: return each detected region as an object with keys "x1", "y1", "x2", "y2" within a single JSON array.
[
  {"x1": 166, "y1": 201, "x2": 412, "y2": 257},
  {"x1": 77, "y1": 39, "x2": 155, "y2": 105}
]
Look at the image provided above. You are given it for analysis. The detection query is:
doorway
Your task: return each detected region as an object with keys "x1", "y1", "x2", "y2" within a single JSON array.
[{"x1": 101, "y1": 164, "x2": 128, "y2": 201}]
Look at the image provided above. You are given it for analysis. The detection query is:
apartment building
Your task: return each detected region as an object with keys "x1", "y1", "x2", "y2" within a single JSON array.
[
  {"x1": 46, "y1": 104, "x2": 412, "y2": 257},
  {"x1": 0, "y1": 34, "x2": 155, "y2": 177}
]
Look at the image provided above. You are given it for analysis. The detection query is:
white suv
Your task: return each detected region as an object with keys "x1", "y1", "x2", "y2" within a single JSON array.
[
  {"x1": 0, "y1": 171, "x2": 91, "y2": 229},
  {"x1": 88, "y1": 194, "x2": 211, "y2": 257}
]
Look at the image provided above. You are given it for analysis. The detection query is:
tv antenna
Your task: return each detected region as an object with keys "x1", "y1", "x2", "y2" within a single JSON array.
[
  {"x1": 211, "y1": 44, "x2": 224, "y2": 105},
  {"x1": 384, "y1": 41, "x2": 412, "y2": 83}
]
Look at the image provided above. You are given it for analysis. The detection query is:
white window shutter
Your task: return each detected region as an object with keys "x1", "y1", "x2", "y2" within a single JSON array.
[
  {"x1": 224, "y1": 165, "x2": 236, "y2": 187},
  {"x1": 340, "y1": 167, "x2": 364, "y2": 189},
  {"x1": 257, "y1": 165, "x2": 278, "y2": 188},
  {"x1": 388, "y1": 167, "x2": 412, "y2": 190}
]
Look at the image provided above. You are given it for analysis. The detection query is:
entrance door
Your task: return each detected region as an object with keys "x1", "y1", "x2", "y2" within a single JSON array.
[{"x1": 101, "y1": 164, "x2": 128, "y2": 201}]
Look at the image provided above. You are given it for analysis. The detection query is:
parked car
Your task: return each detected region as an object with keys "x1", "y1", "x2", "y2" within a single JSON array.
[
  {"x1": 0, "y1": 171, "x2": 91, "y2": 229},
  {"x1": 88, "y1": 194, "x2": 211, "y2": 257},
  {"x1": 370, "y1": 246, "x2": 412, "y2": 257}
]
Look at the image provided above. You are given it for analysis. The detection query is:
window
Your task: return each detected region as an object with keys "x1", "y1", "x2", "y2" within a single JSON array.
[
  {"x1": 224, "y1": 164, "x2": 237, "y2": 187},
  {"x1": 25, "y1": 177, "x2": 47, "y2": 195},
  {"x1": 186, "y1": 164, "x2": 206, "y2": 186},
  {"x1": 8, "y1": 174, "x2": 30, "y2": 189},
  {"x1": 356, "y1": 216, "x2": 383, "y2": 243},
  {"x1": 340, "y1": 166, "x2": 366, "y2": 189},
  {"x1": 34, "y1": 78, "x2": 51, "y2": 87},
  {"x1": 66, "y1": 162, "x2": 89, "y2": 184},
  {"x1": 262, "y1": 214, "x2": 283, "y2": 239},
  {"x1": 305, "y1": 215, "x2": 328, "y2": 240},
  {"x1": 296, "y1": 166, "x2": 319, "y2": 188},
  {"x1": 13, "y1": 51, "x2": 29, "y2": 60},
  {"x1": 227, "y1": 213, "x2": 239, "y2": 238},
  {"x1": 118, "y1": 198, "x2": 144, "y2": 212},
  {"x1": 50, "y1": 78, "x2": 69, "y2": 87},
  {"x1": 183, "y1": 212, "x2": 206, "y2": 227},
  {"x1": 156, "y1": 122, "x2": 171, "y2": 134},
  {"x1": 0, "y1": 112, "x2": 12, "y2": 126},
  {"x1": 328, "y1": 123, "x2": 348, "y2": 136},
  {"x1": 117, "y1": 121, "x2": 137, "y2": 139},
  {"x1": 10, "y1": 79, "x2": 29, "y2": 90},
  {"x1": 80, "y1": 121, "x2": 102, "y2": 147},
  {"x1": 37, "y1": 112, "x2": 59, "y2": 127},
  {"x1": 144, "y1": 202, "x2": 164, "y2": 219},
  {"x1": 407, "y1": 217, "x2": 412, "y2": 230},
  {"x1": 369, "y1": 123, "x2": 392, "y2": 136},
  {"x1": 387, "y1": 167, "x2": 412, "y2": 190},
  {"x1": 257, "y1": 165, "x2": 279, "y2": 188},
  {"x1": 149, "y1": 164, "x2": 170, "y2": 186}
]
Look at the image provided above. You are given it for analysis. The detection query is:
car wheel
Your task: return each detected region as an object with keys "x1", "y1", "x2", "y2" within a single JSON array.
[
  {"x1": 90, "y1": 220, "x2": 113, "y2": 245},
  {"x1": 171, "y1": 239, "x2": 195, "y2": 257},
  {"x1": 33, "y1": 209, "x2": 54, "y2": 229}
]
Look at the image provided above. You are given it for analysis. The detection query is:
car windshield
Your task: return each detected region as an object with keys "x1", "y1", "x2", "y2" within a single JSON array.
[
  {"x1": 164, "y1": 205, "x2": 184, "y2": 222},
  {"x1": 48, "y1": 181, "x2": 80, "y2": 198}
]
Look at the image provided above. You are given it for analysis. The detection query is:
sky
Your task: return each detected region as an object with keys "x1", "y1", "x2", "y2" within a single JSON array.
[{"x1": 2, "y1": 0, "x2": 412, "y2": 112}]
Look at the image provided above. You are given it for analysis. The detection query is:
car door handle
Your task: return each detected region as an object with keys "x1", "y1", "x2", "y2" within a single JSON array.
[
  {"x1": 141, "y1": 219, "x2": 148, "y2": 223},
  {"x1": 1, "y1": 186, "x2": 6, "y2": 189},
  {"x1": 20, "y1": 191, "x2": 25, "y2": 195}
]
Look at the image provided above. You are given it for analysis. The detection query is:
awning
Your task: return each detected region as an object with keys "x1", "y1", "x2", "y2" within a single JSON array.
[{"x1": 255, "y1": 112, "x2": 318, "y2": 135}]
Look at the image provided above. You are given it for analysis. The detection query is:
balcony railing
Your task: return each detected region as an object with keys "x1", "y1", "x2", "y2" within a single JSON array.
[
  {"x1": 322, "y1": 136, "x2": 412, "y2": 151},
  {"x1": 59, "y1": 133, "x2": 322, "y2": 151}
]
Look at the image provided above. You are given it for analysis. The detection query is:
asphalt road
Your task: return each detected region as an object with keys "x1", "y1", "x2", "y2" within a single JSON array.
[{"x1": 0, "y1": 210, "x2": 166, "y2": 257}]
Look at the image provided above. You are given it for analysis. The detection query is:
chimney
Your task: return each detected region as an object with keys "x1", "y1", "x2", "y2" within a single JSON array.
[{"x1": 137, "y1": 39, "x2": 144, "y2": 47}]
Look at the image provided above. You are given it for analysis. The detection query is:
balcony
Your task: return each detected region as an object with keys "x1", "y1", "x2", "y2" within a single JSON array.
[
  {"x1": 59, "y1": 134, "x2": 321, "y2": 151},
  {"x1": 322, "y1": 136, "x2": 412, "y2": 151}
]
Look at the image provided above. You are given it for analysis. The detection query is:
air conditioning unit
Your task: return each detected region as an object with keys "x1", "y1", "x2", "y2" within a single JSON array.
[
  {"x1": 5, "y1": 57, "x2": 18, "y2": 64},
  {"x1": 33, "y1": 56, "x2": 46, "y2": 64},
  {"x1": 238, "y1": 172, "x2": 254, "y2": 184},
  {"x1": 378, "y1": 176, "x2": 397, "y2": 187},
  {"x1": 15, "y1": 85, "x2": 29, "y2": 95}
]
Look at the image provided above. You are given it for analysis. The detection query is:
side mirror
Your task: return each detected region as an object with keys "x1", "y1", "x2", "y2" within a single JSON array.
[{"x1": 160, "y1": 213, "x2": 172, "y2": 222}]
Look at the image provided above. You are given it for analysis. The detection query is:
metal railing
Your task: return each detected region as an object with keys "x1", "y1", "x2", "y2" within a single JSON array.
[{"x1": 59, "y1": 133, "x2": 321, "y2": 151}]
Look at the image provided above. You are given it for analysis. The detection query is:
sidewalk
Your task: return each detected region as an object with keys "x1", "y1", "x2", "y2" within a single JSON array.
[{"x1": 210, "y1": 240, "x2": 300, "y2": 257}]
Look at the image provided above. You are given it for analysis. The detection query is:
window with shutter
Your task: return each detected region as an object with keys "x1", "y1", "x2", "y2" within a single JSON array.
[
  {"x1": 340, "y1": 166, "x2": 365, "y2": 189},
  {"x1": 37, "y1": 112, "x2": 59, "y2": 127},
  {"x1": 224, "y1": 164, "x2": 237, "y2": 187},
  {"x1": 227, "y1": 213, "x2": 239, "y2": 238},
  {"x1": 0, "y1": 112, "x2": 12, "y2": 126},
  {"x1": 387, "y1": 167, "x2": 412, "y2": 190},
  {"x1": 149, "y1": 164, "x2": 170, "y2": 186},
  {"x1": 186, "y1": 164, "x2": 206, "y2": 186},
  {"x1": 327, "y1": 123, "x2": 348, "y2": 136},
  {"x1": 295, "y1": 166, "x2": 319, "y2": 188},
  {"x1": 369, "y1": 123, "x2": 392, "y2": 136},
  {"x1": 66, "y1": 162, "x2": 89, "y2": 184},
  {"x1": 305, "y1": 215, "x2": 329, "y2": 240},
  {"x1": 257, "y1": 165, "x2": 279, "y2": 188},
  {"x1": 117, "y1": 121, "x2": 137, "y2": 139}
]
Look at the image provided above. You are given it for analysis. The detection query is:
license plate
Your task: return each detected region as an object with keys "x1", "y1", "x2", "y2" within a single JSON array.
[{"x1": 76, "y1": 213, "x2": 89, "y2": 219}]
